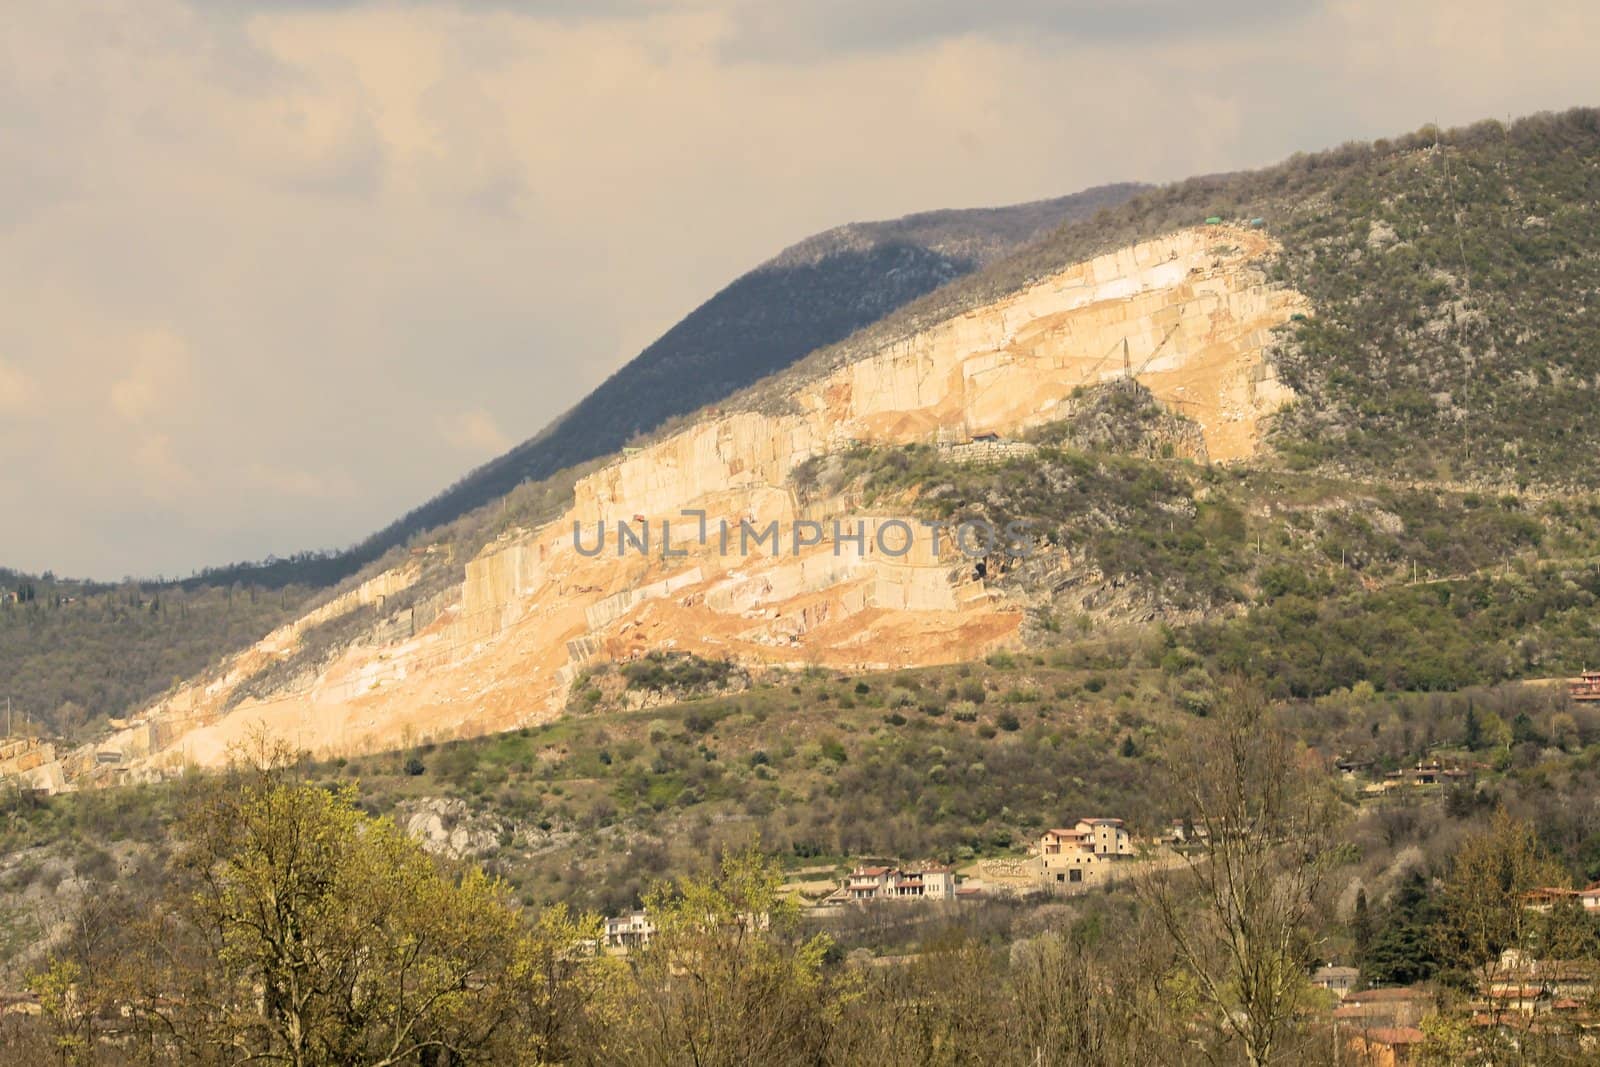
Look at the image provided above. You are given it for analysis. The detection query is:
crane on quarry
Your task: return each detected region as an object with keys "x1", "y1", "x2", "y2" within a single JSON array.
[
  {"x1": 1081, "y1": 336, "x2": 1133, "y2": 382},
  {"x1": 1079, "y1": 318, "x2": 1184, "y2": 387},
  {"x1": 1127, "y1": 320, "x2": 1184, "y2": 380}
]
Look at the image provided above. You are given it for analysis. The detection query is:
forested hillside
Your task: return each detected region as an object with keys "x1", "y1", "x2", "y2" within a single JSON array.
[{"x1": 0, "y1": 572, "x2": 310, "y2": 738}]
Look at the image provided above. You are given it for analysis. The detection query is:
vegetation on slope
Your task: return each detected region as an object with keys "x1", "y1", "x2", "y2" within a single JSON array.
[
  {"x1": 767, "y1": 109, "x2": 1600, "y2": 493},
  {"x1": 0, "y1": 573, "x2": 312, "y2": 738},
  {"x1": 17, "y1": 672, "x2": 1600, "y2": 1063}
]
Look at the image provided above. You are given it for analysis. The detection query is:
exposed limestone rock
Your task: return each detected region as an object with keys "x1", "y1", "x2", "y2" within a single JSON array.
[
  {"x1": 92, "y1": 227, "x2": 1308, "y2": 780},
  {"x1": 401, "y1": 798, "x2": 504, "y2": 860}
]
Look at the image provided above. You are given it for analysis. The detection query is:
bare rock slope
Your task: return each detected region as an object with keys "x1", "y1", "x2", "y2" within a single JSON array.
[{"x1": 96, "y1": 225, "x2": 1306, "y2": 778}]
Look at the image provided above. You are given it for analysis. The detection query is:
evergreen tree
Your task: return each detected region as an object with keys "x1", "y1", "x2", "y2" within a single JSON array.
[
  {"x1": 1362, "y1": 872, "x2": 1443, "y2": 986},
  {"x1": 1353, "y1": 887, "x2": 1372, "y2": 961}
]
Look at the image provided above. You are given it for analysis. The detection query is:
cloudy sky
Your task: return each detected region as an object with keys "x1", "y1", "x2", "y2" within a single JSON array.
[{"x1": 2, "y1": 0, "x2": 1595, "y2": 580}]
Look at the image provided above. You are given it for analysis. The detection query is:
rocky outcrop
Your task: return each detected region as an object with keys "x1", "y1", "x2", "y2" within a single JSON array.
[{"x1": 93, "y1": 226, "x2": 1307, "y2": 779}]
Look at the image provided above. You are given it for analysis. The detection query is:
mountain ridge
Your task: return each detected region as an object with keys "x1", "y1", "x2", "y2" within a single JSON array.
[{"x1": 169, "y1": 183, "x2": 1145, "y2": 594}]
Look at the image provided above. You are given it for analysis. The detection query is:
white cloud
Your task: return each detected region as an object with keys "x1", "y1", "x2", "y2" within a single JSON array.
[{"x1": 437, "y1": 409, "x2": 513, "y2": 454}]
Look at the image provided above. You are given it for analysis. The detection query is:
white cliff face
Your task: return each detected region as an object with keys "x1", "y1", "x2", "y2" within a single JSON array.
[{"x1": 102, "y1": 226, "x2": 1307, "y2": 777}]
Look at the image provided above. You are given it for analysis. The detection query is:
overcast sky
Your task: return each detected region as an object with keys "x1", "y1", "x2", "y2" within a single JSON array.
[{"x1": 3, "y1": 0, "x2": 1596, "y2": 580}]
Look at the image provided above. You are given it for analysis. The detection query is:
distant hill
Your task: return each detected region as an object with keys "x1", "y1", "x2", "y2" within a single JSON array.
[
  {"x1": 180, "y1": 184, "x2": 1145, "y2": 593},
  {"x1": 337, "y1": 184, "x2": 1145, "y2": 574},
  {"x1": 0, "y1": 185, "x2": 1144, "y2": 729}
]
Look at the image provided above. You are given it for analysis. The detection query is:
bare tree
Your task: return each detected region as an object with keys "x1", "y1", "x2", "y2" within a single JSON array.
[{"x1": 1141, "y1": 678, "x2": 1344, "y2": 1067}]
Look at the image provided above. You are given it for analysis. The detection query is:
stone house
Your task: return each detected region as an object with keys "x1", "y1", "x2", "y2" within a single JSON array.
[{"x1": 1037, "y1": 818, "x2": 1133, "y2": 889}]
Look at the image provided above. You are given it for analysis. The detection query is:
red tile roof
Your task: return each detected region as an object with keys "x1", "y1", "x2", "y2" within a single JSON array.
[
  {"x1": 1361, "y1": 1026, "x2": 1424, "y2": 1047},
  {"x1": 1346, "y1": 986, "x2": 1431, "y2": 1003}
]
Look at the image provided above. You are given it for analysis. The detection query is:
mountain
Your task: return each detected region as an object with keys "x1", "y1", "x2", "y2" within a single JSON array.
[
  {"x1": 0, "y1": 185, "x2": 1142, "y2": 736},
  {"x1": 21, "y1": 108, "x2": 1600, "y2": 785},
  {"x1": 806, "y1": 109, "x2": 1600, "y2": 489},
  {"x1": 190, "y1": 184, "x2": 1145, "y2": 593},
  {"x1": 13, "y1": 110, "x2": 1600, "y2": 1067}
]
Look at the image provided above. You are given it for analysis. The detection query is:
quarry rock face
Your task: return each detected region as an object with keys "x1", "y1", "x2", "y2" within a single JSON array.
[{"x1": 101, "y1": 227, "x2": 1308, "y2": 777}]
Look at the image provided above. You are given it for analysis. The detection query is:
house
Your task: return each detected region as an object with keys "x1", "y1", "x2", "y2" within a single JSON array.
[
  {"x1": 1041, "y1": 819, "x2": 1132, "y2": 857},
  {"x1": 1527, "y1": 883, "x2": 1600, "y2": 913},
  {"x1": 1332, "y1": 986, "x2": 1435, "y2": 1029},
  {"x1": 1335, "y1": 758, "x2": 1374, "y2": 778},
  {"x1": 1346, "y1": 1026, "x2": 1424, "y2": 1066},
  {"x1": 1037, "y1": 818, "x2": 1133, "y2": 889},
  {"x1": 1312, "y1": 965, "x2": 1361, "y2": 999},
  {"x1": 603, "y1": 910, "x2": 656, "y2": 950},
  {"x1": 1384, "y1": 761, "x2": 1473, "y2": 788},
  {"x1": 970, "y1": 432, "x2": 1001, "y2": 443},
  {"x1": 839, "y1": 863, "x2": 958, "y2": 903},
  {"x1": 1482, "y1": 950, "x2": 1598, "y2": 1012},
  {"x1": 1569, "y1": 670, "x2": 1600, "y2": 702}
]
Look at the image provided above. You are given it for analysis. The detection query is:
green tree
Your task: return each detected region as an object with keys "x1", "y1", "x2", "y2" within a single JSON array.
[
  {"x1": 608, "y1": 842, "x2": 850, "y2": 1066},
  {"x1": 1352, "y1": 887, "x2": 1372, "y2": 960},
  {"x1": 1435, "y1": 810, "x2": 1569, "y2": 978},
  {"x1": 1361, "y1": 871, "x2": 1443, "y2": 986},
  {"x1": 37, "y1": 746, "x2": 601, "y2": 1065}
]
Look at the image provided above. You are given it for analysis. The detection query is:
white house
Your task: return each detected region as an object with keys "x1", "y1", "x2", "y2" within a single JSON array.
[
  {"x1": 841, "y1": 863, "x2": 959, "y2": 903},
  {"x1": 603, "y1": 910, "x2": 656, "y2": 950}
]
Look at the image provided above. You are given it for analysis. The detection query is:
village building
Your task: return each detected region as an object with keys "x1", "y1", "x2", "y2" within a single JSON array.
[
  {"x1": 1331, "y1": 986, "x2": 1435, "y2": 1030},
  {"x1": 1333, "y1": 985, "x2": 1436, "y2": 1065},
  {"x1": 1523, "y1": 884, "x2": 1600, "y2": 914},
  {"x1": 836, "y1": 863, "x2": 958, "y2": 903},
  {"x1": 1383, "y1": 760, "x2": 1473, "y2": 788},
  {"x1": 603, "y1": 910, "x2": 655, "y2": 950},
  {"x1": 1345, "y1": 1026, "x2": 1424, "y2": 1066},
  {"x1": 1479, "y1": 950, "x2": 1598, "y2": 1012},
  {"x1": 1311, "y1": 965, "x2": 1360, "y2": 999},
  {"x1": 1036, "y1": 818, "x2": 1133, "y2": 888}
]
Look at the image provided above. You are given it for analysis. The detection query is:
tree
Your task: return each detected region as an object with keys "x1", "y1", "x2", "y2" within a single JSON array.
[
  {"x1": 1361, "y1": 871, "x2": 1443, "y2": 986},
  {"x1": 1353, "y1": 887, "x2": 1372, "y2": 960},
  {"x1": 1004, "y1": 918, "x2": 1188, "y2": 1067},
  {"x1": 1435, "y1": 809, "x2": 1572, "y2": 978},
  {"x1": 33, "y1": 886, "x2": 142, "y2": 1065},
  {"x1": 37, "y1": 745, "x2": 599, "y2": 1065},
  {"x1": 1141, "y1": 677, "x2": 1344, "y2": 1067},
  {"x1": 606, "y1": 842, "x2": 850, "y2": 1066}
]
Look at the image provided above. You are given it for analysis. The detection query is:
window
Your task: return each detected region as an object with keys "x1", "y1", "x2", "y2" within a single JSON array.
[{"x1": 1069, "y1": 869, "x2": 1083, "y2": 883}]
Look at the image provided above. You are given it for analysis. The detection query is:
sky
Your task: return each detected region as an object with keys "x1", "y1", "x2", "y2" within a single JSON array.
[{"x1": 2, "y1": 0, "x2": 1596, "y2": 580}]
